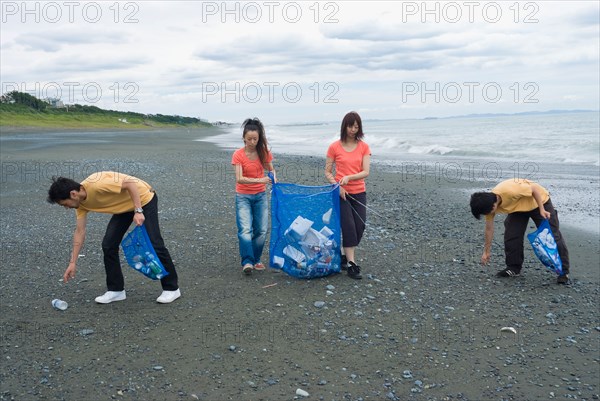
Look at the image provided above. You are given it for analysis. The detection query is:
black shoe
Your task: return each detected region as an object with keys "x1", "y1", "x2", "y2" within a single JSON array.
[
  {"x1": 347, "y1": 261, "x2": 362, "y2": 280},
  {"x1": 341, "y1": 255, "x2": 348, "y2": 271},
  {"x1": 557, "y1": 274, "x2": 570, "y2": 285},
  {"x1": 496, "y1": 267, "x2": 520, "y2": 278}
]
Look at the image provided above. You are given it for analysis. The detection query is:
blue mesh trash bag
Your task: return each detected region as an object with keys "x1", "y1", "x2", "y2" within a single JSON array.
[
  {"x1": 121, "y1": 225, "x2": 169, "y2": 280},
  {"x1": 527, "y1": 219, "x2": 563, "y2": 275},
  {"x1": 269, "y1": 179, "x2": 342, "y2": 279}
]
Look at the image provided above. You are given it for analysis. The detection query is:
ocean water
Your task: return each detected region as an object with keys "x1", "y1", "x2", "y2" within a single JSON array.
[{"x1": 199, "y1": 112, "x2": 600, "y2": 234}]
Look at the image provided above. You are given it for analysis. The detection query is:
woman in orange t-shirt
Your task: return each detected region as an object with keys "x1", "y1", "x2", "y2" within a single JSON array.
[
  {"x1": 325, "y1": 112, "x2": 371, "y2": 279},
  {"x1": 231, "y1": 118, "x2": 276, "y2": 275}
]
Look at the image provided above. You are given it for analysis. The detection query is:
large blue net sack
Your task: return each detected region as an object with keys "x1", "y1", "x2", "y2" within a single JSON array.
[
  {"x1": 121, "y1": 225, "x2": 169, "y2": 280},
  {"x1": 527, "y1": 219, "x2": 563, "y2": 275},
  {"x1": 269, "y1": 179, "x2": 342, "y2": 279}
]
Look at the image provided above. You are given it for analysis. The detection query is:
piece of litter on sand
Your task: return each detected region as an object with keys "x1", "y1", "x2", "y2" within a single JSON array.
[
  {"x1": 262, "y1": 283, "x2": 278, "y2": 288},
  {"x1": 500, "y1": 327, "x2": 517, "y2": 334}
]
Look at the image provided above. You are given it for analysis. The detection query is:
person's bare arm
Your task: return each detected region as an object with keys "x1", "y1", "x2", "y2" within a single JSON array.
[
  {"x1": 122, "y1": 179, "x2": 145, "y2": 226},
  {"x1": 531, "y1": 185, "x2": 550, "y2": 219},
  {"x1": 234, "y1": 164, "x2": 270, "y2": 184},
  {"x1": 481, "y1": 217, "x2": 494, "y2": 265},
  {"x1": 325, "y1": 157, "x2": 346, "y2": 200},
  {"x1": 63, "y1": 215, "x2": 87, "y2": 283}
]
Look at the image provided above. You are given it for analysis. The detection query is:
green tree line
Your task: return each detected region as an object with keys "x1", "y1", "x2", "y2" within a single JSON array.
[
  {"x1": 0, "y1": 91, "x2": 208, "y2": 126},
  {"x1": 0, "y1": 91, "x2": 47, "y2": 111}
]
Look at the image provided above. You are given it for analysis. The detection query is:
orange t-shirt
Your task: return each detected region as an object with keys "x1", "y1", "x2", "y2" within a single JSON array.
[
  {"x1": 485, "y1": 179, "x2": 550, "y2": 221},
  {"x1": 76, "y1": 171, "x2": 154, "y2": 219},
  {"x1": 231, "y1": 147, "x2": 274, "y2": 194},
  {"x1": 326, "y1": 140, "x2": 371, "y2": 194}
]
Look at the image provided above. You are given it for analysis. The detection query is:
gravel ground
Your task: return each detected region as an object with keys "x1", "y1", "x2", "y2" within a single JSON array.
[{"x1": 1, "y1": 128, "x2": 599, "y2": 401}]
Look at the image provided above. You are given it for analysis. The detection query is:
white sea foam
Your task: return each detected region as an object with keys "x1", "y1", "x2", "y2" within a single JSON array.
[
  {"x1": 199, "y1": 112, "x2": 599, "y2": 166},
  {"x1": 199, "y1": 112, "x2": 599, "y2": 234}
]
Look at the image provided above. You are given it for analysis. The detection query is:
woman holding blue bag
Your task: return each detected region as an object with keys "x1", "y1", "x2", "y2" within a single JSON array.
[
  {"x1": 232, "y1": 118, "x2": 276, "y2": 274},
  {"x1": 325, "y1": 112, "x2": 371, "y2": 280}
]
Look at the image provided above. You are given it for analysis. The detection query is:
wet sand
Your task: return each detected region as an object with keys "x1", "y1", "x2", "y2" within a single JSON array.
[{"x1": 1, "y1": 128, "x2": 598, "y2": 400}]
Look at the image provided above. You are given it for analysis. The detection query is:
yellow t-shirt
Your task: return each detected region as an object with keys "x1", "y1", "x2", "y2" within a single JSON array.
[
  {"x1": 76, "y1": 172, "x2": 154, "y2": 219},
  {"x1": 485, "y1": 179, "x2": 550, "y2": 220}
]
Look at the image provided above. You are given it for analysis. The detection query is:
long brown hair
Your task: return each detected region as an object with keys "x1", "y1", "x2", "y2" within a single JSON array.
[
  {"x1": 340, "y1": 111, "x2": 364, "y2": 142},
  {"x1": 242, "y1": 118, "x2": 269, "y2": 165}
]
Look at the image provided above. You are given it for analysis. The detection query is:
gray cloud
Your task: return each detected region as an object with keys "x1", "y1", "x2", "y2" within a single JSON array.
[
  {"x1": 26, "y1": 55, "x2": 151, "y2": 75},
  {"x1": 570, "y1": 8, "x2": 600, "y2": 26},
  {"x1": 2, "y1": 1, "x2": 597, "y2": 122},
  {"x1": 320, "y1": 23, "x2": 444, "y2": 42},
  {"x1": 192, "y1": 32, "x2": 450, "y2": 73},
  {"x1": 14, "y1": 30, "x2": 124, "y2": 52}
]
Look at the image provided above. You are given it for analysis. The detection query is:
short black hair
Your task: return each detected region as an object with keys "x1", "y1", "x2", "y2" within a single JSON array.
[
  {"x1": 47, "y1": 176, "x2": 81, "y2": 204},
  {"x1": 470, "y1": 192, "x2": 497, "y2": 219}
]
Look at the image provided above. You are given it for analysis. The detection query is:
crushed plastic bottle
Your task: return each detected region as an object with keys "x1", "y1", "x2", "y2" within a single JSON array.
[{"x1": 51, "y1": 299, "x2": 68, "y2": 311}]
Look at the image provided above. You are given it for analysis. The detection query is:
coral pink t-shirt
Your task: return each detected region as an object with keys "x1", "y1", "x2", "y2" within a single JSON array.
[
  {"x1": 231, "y1": 147, "x2": 274, "y2": 194},
  {"x1": 326, "y1": 140, "x2": 371, "y2": 194}
]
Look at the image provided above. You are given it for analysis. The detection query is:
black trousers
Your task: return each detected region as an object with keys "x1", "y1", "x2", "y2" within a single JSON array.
[
  {"x1": 504, "y1": 199, "x2": 570, "y2": 273},
  {"x1": 340, "y1": 192, "x2": 367, "y2": 248},
  {"x1": 101, "y1": 194, "x2": 178, "y2": 291}
]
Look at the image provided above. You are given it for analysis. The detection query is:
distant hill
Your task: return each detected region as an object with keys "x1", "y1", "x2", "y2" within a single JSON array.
[
  {"x1": 0, "y1": 91, "x2": 212, "y2": 130},
  {"x1": 424, "y1": 109, "x2": 597, "y2": 120}
]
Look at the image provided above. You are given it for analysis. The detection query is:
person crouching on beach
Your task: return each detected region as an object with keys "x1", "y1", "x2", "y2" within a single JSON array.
[
  {"x1": 47, "y1": 172, "x2": 181, "y2": 304},
  {"x1": 325, "y1": 111, "x2": 371, "y2": 280},
  {"x1": 232, "y1": 118, "x2": 276, "y2": 275},
  {"x1": 470, "y1": 178, "x2": 570, "y2": 284}
]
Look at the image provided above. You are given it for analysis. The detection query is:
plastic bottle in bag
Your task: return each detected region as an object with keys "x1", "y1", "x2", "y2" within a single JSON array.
[{"x1": 147, "y1": 261, "x2": 163, "y2": 275}]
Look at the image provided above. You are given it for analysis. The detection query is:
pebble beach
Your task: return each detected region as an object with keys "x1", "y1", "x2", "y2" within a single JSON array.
[{"x1": 0, "y1": 127, "x2": 598, "y2": 401}]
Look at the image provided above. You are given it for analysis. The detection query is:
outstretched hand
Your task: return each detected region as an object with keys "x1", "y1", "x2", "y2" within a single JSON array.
[
  {"x1": 481, "y1": 251, "x2": 491, "y2": 265},
  {"x1": 63, "y1": 263, "x2": 76, "y2": 283}
]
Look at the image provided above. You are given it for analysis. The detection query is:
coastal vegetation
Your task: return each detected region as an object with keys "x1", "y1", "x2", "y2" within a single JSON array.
[{"x1": 0, "y1": 91, "x2": 211, "y2": 129}]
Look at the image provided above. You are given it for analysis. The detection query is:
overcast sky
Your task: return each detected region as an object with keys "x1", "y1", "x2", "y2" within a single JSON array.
[{"x1": 1, "y1": 1, "x2": 598, "y2": 123}]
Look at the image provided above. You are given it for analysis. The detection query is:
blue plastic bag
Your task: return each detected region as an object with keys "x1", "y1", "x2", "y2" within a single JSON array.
[
  {"x1": 121, "y1": 225, "x2": 169, "y2": 280},
  {"x1": 527, "y1": 219, "x2": 563, "y2": 275},
  {"x1": 269, "y1": 179, "x2": 342, "y2": 279}
]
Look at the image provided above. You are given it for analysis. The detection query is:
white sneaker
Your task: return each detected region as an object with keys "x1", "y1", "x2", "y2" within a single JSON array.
[
  {"x1": 156, "y1": 288, "x2": 181, "y2": 304},
  {"x1": 95, "y1": 290, "x2": 126, "y2": 304}
]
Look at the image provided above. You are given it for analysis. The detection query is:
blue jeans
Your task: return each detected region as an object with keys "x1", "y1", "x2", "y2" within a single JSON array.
[{"x1": 235, "y1": 192, "x2": 268, "y2": 266}]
